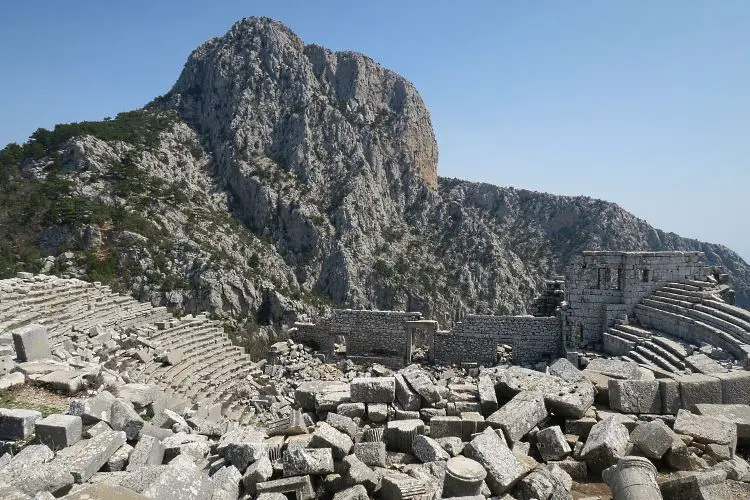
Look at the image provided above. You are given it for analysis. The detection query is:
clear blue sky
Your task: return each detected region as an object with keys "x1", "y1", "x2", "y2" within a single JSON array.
[{"x1": 1, "y1": 1, "x2": 748, "y2": 261}]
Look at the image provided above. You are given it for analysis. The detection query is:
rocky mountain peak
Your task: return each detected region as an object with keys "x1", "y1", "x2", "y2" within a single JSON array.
[{"x1": 161, "y1": 16, "x2": 439, "y2": 190}]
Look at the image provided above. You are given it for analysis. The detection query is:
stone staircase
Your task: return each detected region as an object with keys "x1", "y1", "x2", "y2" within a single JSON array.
[
  {"x1": 602, "y1": 278, "x2": 750, "y2": 373},
  {"x1": 0, "y1": 273, "x2": 256, "y2": 423}
]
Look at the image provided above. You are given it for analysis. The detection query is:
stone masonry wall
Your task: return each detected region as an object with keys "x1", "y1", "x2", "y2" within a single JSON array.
[
  {"x1": 434, "y1": 315, "x2": 562, "y2": 366},
  {"x1": 290, "y1": 321, "x2": 333, "y2": 355},
  {"x1": 329, "y1": 310, "x2": 421, "y2": 357},
  {"x1": 564, "y1": 251, "x2": 708, "y2": 348}
]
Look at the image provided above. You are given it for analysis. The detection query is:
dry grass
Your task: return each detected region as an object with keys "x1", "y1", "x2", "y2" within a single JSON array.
[
  {"x1": 0, "y1": 384, "x2": 71, "y2": 417},
  {"x1": 572, "y1": 480, "x2": 613, "y2": 499}
]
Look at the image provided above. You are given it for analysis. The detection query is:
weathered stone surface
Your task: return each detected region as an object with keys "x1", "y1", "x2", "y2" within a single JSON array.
[
  {"x1": 110, "y1": 399, "x2": 144, "y2": 441},
  {"x1": 34, "y1": 414, "x2": 82, "y2": 450},
  {"x1": 430, "y1": 416, "x2": 462, "y2": 439},
  {"x1": 536, "y1": 425, "x2": 570, "y2": 462},
  {"x1": 126, "y1": 434, "x2": 165, "y2": 471},
  {"x1": 714, "y1": 370, "x2": 750, "y2": 404},
  {"x1": 12, "y1": 324, "x2": 51, "y2": 362},
  {"x1": 142, "y1": 455, "x2": 212, "y2": 500},
  {"x1": 395, "y1": 374, "x2": 421, "y2": 411},
  {"x1": 63, "y1": 482, "x2": 149, "y2": 499},
  {"x1": 210, "y1": 465, "x2": 242, "y2": 500},
  {"x1": 461, "y1": 411, "x2": 487, "y2": 441},
  {"x1": 367, "y1": 403, "x2": 389, "y2": 423},
  {"x1": 496, "y1": 366, "x2": 593, "y2": 418},
  {"x1": 56, "y1": 429, "x2": 127, "y2": 483},
  {"x1": 659, "y1": 378, "x2": 681, "y2": 416},
  {"x1": 629, "y1": 420, "x2": 675, "y2": 459},
  {"x1": 0, "y1": 371, "x2": 25, "y2": 390},
  {"x1": 353, "y1": 441, "x2": 387, "y2": 467},
  {"x1": 256, "y1": 475, "x2": 315, "y2": 500},
  {"x1": 695, "y1": 403, "x2": 750, "y2": 442},
  {"x1": 548, "y1": 458, "x2": 587, "y2": 481},
  {"x1": 463, "y1": 428, "x2": 533, "y2": 495},
  {"x1": 282, "y1": 447, "x2": 334, "y2": 476},
  {"x1": 241, "y1": 455, "x2": 272, "y2": 495},
  {"x1": 380, "y1": 470, "x2": 429, "y2": 500},
  {"x1": 580, "y1": 416, "x2": 629, "y2": 473},
  {"x1": 412, "y1": 434, "x2": 449, "y2": 462},
  {"x1": 336, "y1": 402, "x2": 366, "y2": 419},
  {"x1": 1, "y1": 445, "x2": 74, "y2": 497},
  {"x1": 219, "y1": 432, "x2": 266, "y2": 472},
  {"x1": 295, "y1": 381, "x2": 348, "y2": 411},
  {"x1": 584, "y1": 358, "x2": 642, "y2": 380},
  {"x1": 403, "y1": 370, "x2": 441, "y2": 405},
  {"x1": 340, "y1": 454, "x2": 380, "y2": 492},
  {"x1": 608, "y1": 379, "x2": 661, "y2": 414},
  {"x1": 310, "y1": 422, "x2": 353, "y2": 459},
  {"x1": 350, "y1": 377, "x2": 395, "y2": 403},
  {"x1": 477, "y1": 375, "x2": 498, "y2": 415},
  {"x1": 676, "y1": 374, "x2": 722, "y2": 410},
  {"x1": 116, "y1": 384, "x2": 156, "y2": 410},
  {"x1": 0, "y1": 408, "x2": 42, "y2": 440},
  {"x1": 385, "y1": 419, "x2": 425, "y2": 453},
  {"x1": 660, "y1": 468, "x2": 728, "y2": 500},
  {"x1": 69, "y1": 391, "x2": 116, "y2": 424},
  {"x1": 486, "y1": 391, "x2": 547, "y2": 444},
  {"x1": 326, "y1": 412, "x2": 357, "y2": 439},
  {"x1": 316, "y1": 389, "x2": 352, "y2": 412},
  {"x1": 549, "y1": 357, "x2": 586, "y2": 383},
  {"x1": 673, "y1": 409, "x2": 737, "y2": 454},
  {"x1": 106, "y1": 443, "x2": 133, "y2": 472},
  {"x1": 332, "y1": 484, "x2": 369, "y2": 500},
  {"x1": 515, "y1": 464, "x2": 572, "y2": 500},
  {"x1": 564, "y1": 416, "x2": 596, "y2": 440}
]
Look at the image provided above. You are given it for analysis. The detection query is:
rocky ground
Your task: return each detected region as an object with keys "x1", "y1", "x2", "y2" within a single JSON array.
[{"x1": 2, "y1": 323, "x2": 750, "y2": 499}]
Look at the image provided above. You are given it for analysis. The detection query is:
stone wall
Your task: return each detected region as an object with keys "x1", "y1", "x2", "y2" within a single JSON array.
[
  {"x1": 290, "y1": 321, "x2": 333, "y2": 355},
  {"x1": 434, "y1": 315, "x2": 563, "y2": 366},
  {"x1": 564, "y1": 251, "x2": 708, "y2": 349}
]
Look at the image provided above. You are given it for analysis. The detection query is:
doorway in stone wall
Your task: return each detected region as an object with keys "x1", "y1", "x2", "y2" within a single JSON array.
[
  {"x1": 496, "y1": 342, "x2": 512, "y2": 364},
  {"x1": 406, "y1": 320, "x2": 437, "y2": 364}
]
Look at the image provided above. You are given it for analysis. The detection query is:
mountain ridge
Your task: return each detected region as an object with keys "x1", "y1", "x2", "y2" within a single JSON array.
[{"x1": 0, "y1": 17, "x2": 747, "y2": 349}]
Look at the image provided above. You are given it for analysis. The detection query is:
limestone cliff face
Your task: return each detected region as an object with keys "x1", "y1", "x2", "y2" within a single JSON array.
[{"x1": 2, "y1": 17, "x2": 748, "y2": 335}]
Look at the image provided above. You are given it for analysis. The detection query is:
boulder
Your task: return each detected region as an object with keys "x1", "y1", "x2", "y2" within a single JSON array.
[
  {"x1": 579, "y1": 416, "x2": 629, "y2": 473},
  {"x1": 463, "y1": 428, "x2": 534, "y2": 496},
  {"x1": 12, "y1": 324, "x2": 51, "y2": 362},
  {"x1": 350, "y1": 377, "x2": 395, "y2": 403},
  {"x1": 629, "y1": 420, "x2": 675, "y2": 459},
  {"x1": 608, "y1": 379, "x2": 661, "y2": 414},
  {"x1": 536, "y1": 426, "x2": 570, "y2": 462},
  {"x1": 486, "y1": 391, "x2": 547, "y2": 444}
]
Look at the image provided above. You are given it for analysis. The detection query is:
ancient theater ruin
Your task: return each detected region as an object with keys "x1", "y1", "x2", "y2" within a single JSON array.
[{"x1": 0, "y1": 250, "x2": 749, "y2": 498}]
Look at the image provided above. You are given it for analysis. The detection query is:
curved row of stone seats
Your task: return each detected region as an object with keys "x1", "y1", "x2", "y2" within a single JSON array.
[
  {"x1": 0, "y1": 273, "x2": 256, "y2": 424},
  {"x1": 633, "y1": 280, "x2": 750, "y2": 365},
  {"x1": 603, "y1": 324, "x2": 690, "y2": 374}
]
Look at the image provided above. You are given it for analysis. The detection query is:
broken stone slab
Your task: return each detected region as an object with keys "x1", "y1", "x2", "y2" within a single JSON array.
[
  {"x1": 514, "y1": 463, "x2": 572, "y2": 500},
  {"x1": 564, "y1": 416, "x2": 596, "y2": 440},
  {"x1": 295, "y1": 381, "x2": 348, "y2": 410},
  {"x1": 602, "y1": 456, "x2": 661, "y2": 500},
  {"x1": 282, "y1": 447, "x2": 334, "y2": 476},
  {"x1": 337, "y1": 402, "x2": 366, "y2": 419},
  {"x1": 266, "y1": 409, "x2": 307, "y2": 437},
  {"x1": 106, "y1": 442, "x2": 133, "y2": 472},
  {"x1": 241, "y1": 454, "x2": 272, "y2": 496},
  {"x1": 660, "y1": 378, "x2": 681, "y2": 416},
  {"x1": 35, "y1": 414, "x2": 82, "y2": 450},
  {"x1": 316, "y1": 389, "x2": 352, "y2": 412},
  {"x1": 116, "y1": 384, "x2": 156, "y2": 410},
  {"x1": 395, "y1": 374, "x2": 421, "y2": 411},
  {"x1": 412, "y1": 434, "x2": 450, "y2": 462},
  {"x1": 353, "y1": 441, "x2": 387, "y2": 467},
  {"x1": 326, "y1": 412, "x2": 357, "y2": 439},
  {"x1": 580, "y1": 416, "x2": 629, "y2": 473},
  {"x1": 3, "y1": 460, "x2": 74, "y2": 497},
  {"x1": 126, "y1": 434, "x2": 165, "y2": 471},
  {"x1": 332, "y1": 484, "x2": 369, "y2": 500},
  {"x1": 12, "y1": 324, "x2": 51, "y2": 362},
  {"x1": 713, "y1": 370, "x2": 750, "y2": 404},
  {"x1": 430, "y1": 415, "x2": 463, "y2": 439},
  {"x1": 367, "y1": 403, "x2": 389, "y2": 422},
  {"x1": 608, "y1": 379, "x2": 661, "y2": 414},
  {"x1": 256, "y1": 475, "x2": 315, "y2": 500},
  {"x1": 340, "y1": 454, "x2": 380, "y2": 492},
  {"x1": 460, "y1": 412, "x2": 487, "y2": 441},
  {"x1": 110, "y1": 399, "x2": 144, "y2": 441},
  {"x1": 62, "y1": 482, "x2": 149, "y2": 499},
  {"x1": 676, "y1": 374, "x2": 722, "y2": 410},
  {"x1": 673, "y1": 409, "x2": 737, "y2": 455},
  {"x1": 486, "y1": 391, "x2": 547, "y2": 444},
  {"x1": 695, "y1": 403, "x2": 750, "y2": 443},
  {"x1": 549, "y1": 357, "x2": 587, "y2": 383},
  {"x1": 55, "y1": 429, "x2": 127, "y2": 483},
  {"x1": 310, "y1": 422, "x2": 353, "y2": 459},
  {"x1": 477, "y1": 375, "x2": 499, "y2": 416},
  {"x1": 495, "y1": 366, "x2": 593, "y2": 418},
  {"x1": 350, "y1": 377, "x2": 396, "y2": 403},
  {"x1": 463, "y1": 427, "x2": 534, "y2": 496},
  {"x1": 584, "y1": 358, "x2": 642, "y2": 380},
  {"x1": 379, "y1": 469, "x2": 429, "y2": 500},
  {"x1": 403, "y1": 370, "x2": 441, "y2": 405},
  {"x1": 0, "y1": 407, "x2": 42, "y2": 440},
  {"x1": 629, "y1": 420, "x2": 676, "y2": 459},
  {"x1": 548, "y1": 458, "x2": 587, "y2": 481},
  {"x1": 385, "y1": 419, "x2": 425, "y2": 454},
  {"x1": 162, "y1": 432, "x2": 211, "y2": 463},
  {"x1": 659, "y1": 468, "x2": 728, "y2": 500},
  {"x1": 142, "y1": 455, "x2": 212, "y2": 500},
  {"x1": 69, "y1": 390, "x2": 116, "y2": 424},
  {"x1": 535, "y1": 425, "x2": 571, "y2": 462},
  {"x1": 210, "y1": 465, "x2": 242, "y2": 500}
]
